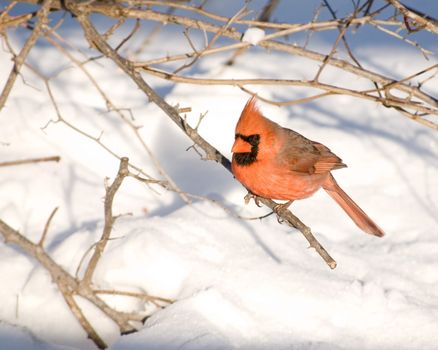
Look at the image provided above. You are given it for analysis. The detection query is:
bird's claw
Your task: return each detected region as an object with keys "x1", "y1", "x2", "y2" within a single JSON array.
[
  {"x1": 244, "y1": 192, "x2": 262, "y2": 207},
  {"x1": 273, "y1": 200, "x2": 293, "y2": 224},
  {"x1": 276, "y1": 215, "x2": 285, "y2": 224}
]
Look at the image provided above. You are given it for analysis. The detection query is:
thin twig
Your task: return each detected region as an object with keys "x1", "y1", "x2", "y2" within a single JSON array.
[
  {"x1": 82, "y1": 157, "x2": 129, "y2": 285},
  {"x1": 25, "y1": 61, "x2": 169, "y2": 195},
  {"x1": 370, "y1": 22, "x2": 434, "y2": 58},
  {"x1": 114, "y1": 18, "x2": 140, "y2": 52},
  {"x1": 173, "y1": 5, "x2": 247, "y2": 74},
  {"x1": 0, "y1": 156, "x2": 60, "y2": 167},
  {"x1": 314, "y1": 18, "x2": 351, "y2": 82},
  {"x1": 322, "y1": 0, "x2": 383, "y2": 97},
  {"x1": 239, "y1": 86, "x2": 334, "y2": 106},
  {"x1": 95, "y1": 289, "x2": 174, "y2": 304},
  {"x1": 38, "y1": 206, "x2": 59, "y2": 248},
  {"x1": 225, "y1": 0, "x2": 280, "y2": 65}
]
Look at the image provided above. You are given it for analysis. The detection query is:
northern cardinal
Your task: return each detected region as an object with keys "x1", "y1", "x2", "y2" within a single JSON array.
[{"x1": 231, "y1": 97, "x2": 384, "y2": 237}]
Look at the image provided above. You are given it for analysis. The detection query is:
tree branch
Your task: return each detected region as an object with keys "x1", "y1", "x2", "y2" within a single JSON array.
[{"x1": 0, "y1": 0, "x2": 53, "y2": 111}]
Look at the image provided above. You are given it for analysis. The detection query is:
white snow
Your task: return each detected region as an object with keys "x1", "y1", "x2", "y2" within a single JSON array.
[
  {"x1": 1, "y1": 3, "x2": 438, "y2": 350},
  {"x1": 241, "y1": 27, "x2": 266, "y2": 45}
]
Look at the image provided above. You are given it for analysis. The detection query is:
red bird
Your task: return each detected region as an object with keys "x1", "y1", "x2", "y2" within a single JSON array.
[{"x1": 231, "y1": 97, "x2": 384, "y2": 237}]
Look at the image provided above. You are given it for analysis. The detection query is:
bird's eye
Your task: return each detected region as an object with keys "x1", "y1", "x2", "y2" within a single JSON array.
[{"x1": 247, "y1": 134, "x2": 260, "y2": 145}]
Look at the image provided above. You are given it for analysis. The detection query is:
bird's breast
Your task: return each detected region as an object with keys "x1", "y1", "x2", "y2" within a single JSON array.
[{"x1": 231, "y1": 157, "x2": 328, "y2": 200}]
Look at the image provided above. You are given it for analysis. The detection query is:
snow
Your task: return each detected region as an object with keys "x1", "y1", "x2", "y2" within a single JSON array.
[
  {"x1": 241, "y1": 27, "x2": 266, "y2": 45},
  {"x1": 1, "y1": 2, "x2": 438, "y2": 350}
]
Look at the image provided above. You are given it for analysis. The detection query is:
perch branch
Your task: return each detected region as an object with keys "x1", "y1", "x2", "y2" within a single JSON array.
[
  {"x1": 259, "y1": 197, "x2": 336, "y2": 269},
  {"x1": 75, "y1": 11, "x2": 338, "y2": 269}
]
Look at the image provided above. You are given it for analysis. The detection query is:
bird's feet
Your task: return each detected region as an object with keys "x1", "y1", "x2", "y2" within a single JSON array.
[
  {"x1": 244, "y1": 191, "x2": 262, "y2": 207},
  {"x1": 273, "y1": 200, "x2": 293, "y2": 223}
]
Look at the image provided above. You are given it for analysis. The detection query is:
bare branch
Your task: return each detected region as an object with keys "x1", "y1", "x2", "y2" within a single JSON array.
[
  {"x1": 0, "y1": 219, "x2": 111, "y2": 346},
  {"x1": 58, "y1": 283, "x2": 107, "y2": 350},
  {"x1": 173, "y1": 5, "x2": 248, "y2": 74},
  {"x1": 0, "y1": 156, "x2": 60, "y2": 167},
  {"x1": 74, "y1": 5, "x2": 437, "y2": 128},
  {"x1": 0, "y1": 155, "x2": 166, "y2": 347},
  {"x1": 314, "y1": 18, "x2": 351, "y2": 82},
  {"x1": 386, "y1": 0, "x2": 438, "y2": 34},
  {"x1": 0, "y1": 0, "x2": 53, "y2": 111},
  {"x1": 82, "y1": 157, "x2": 129, "y2": 285},
  {"x1": 138, "y1": 66, "x2": 438, "y2": 129},
  {"x1": 0, "y1": 4, "x2": 33, "y2": 31},
  {"x1": 239, "y1": 86, "x2": 334, "y2": 107}
]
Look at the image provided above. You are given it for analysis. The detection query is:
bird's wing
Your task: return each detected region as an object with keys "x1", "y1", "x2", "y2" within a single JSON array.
[{"x1": 277, "y1": 129, "x2": 346, "y2": 175}]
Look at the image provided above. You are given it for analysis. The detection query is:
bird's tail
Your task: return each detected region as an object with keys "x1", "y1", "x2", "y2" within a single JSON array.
[{"x1": 322, "y1": 174, "x2": 384, "y2": 237}]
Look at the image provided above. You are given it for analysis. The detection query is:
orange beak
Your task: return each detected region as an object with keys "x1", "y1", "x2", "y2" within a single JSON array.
[{"x1": 231, "y1": 137, "x2": 252, "y2": 153}]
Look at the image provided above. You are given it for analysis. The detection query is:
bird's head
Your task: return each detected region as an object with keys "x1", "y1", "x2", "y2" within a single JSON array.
[{"x1": 231, "y1": 97, "x2": 277, "y2": 165}]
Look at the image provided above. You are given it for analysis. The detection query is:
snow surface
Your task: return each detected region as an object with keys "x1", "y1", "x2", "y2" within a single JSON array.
[
  {"x1": 241, "y1": 28, "x2": 266, "y2": 45},
  {"x1": 1, "y1": 2, "x2": 438, "y2": 350}
]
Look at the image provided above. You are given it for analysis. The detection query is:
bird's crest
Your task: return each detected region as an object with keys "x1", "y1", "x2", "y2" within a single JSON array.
[{"x1": 235, "y1": 96, "x2": 267, "y2": 135}]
